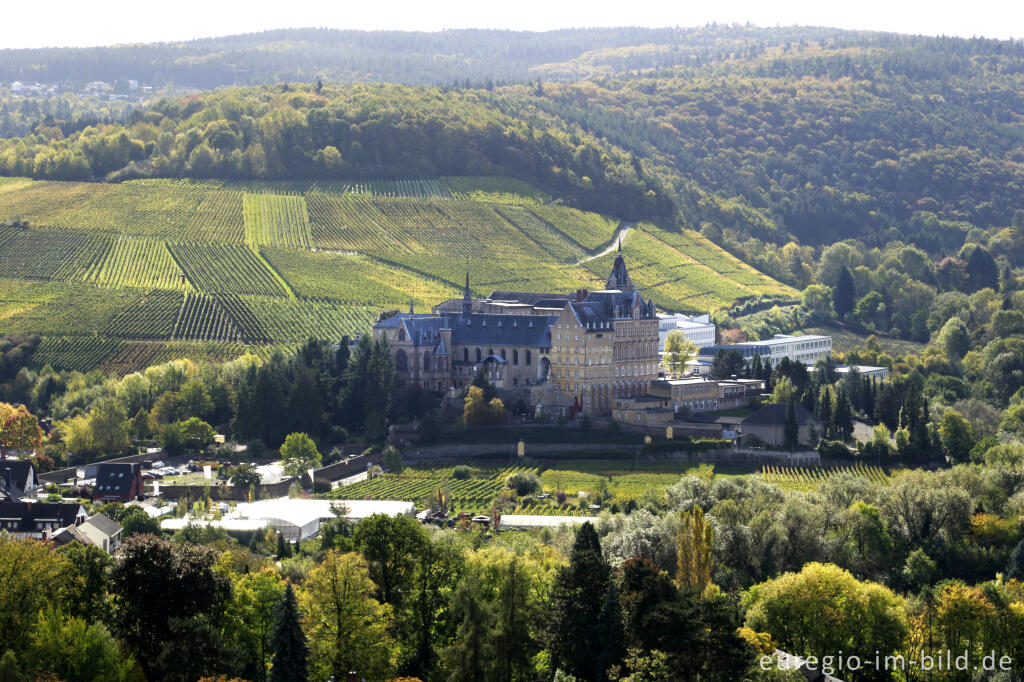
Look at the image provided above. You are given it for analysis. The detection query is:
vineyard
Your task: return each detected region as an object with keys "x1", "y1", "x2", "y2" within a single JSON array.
[
  {"x1": 0, "y1": 176, "x2": 790, "y2": 373},
  {"x1": 760, "y1": 462, "x2": 896, "y2": 490},
  {"x1": 327, "y1": 465, "x2": 537, "y2": 515}
]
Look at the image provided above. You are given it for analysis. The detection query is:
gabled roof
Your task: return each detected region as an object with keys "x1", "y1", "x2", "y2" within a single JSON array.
[
  {"x1": 81, "y1": 512, "x2": 121, "y2": 538},
  {"x1": 94, "y1": 463, "x2": 141, "y2": 498},
  {"x1": 741, "y1": 403, "x2": 820, "y2": 426},
  {"x1": 0, "y1": 460, "x2": 33, "y2": 493}
]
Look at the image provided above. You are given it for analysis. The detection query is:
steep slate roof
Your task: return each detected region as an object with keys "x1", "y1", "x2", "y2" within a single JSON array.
[
  {"x1": 0, "y1": 502, "x2": 86, "y2": 533},
  {"x1": 741, "y1": 403, "x2": 820, "y2": 426},
  {"x1": 452, "y1": 314, "x2": 556, "y2": 347},
  {"x1": 487, "y1": 291, "x2": 571, "y2": 305},
  {"x1": 605, "y1": 252, "x2": 634, "y2": 291},
  {"x1": 0, "y1": 460, "x2": 33, "y2": 494},
  {"x1": 94, "y1": 463, "x2": 141, "y2": 498}
]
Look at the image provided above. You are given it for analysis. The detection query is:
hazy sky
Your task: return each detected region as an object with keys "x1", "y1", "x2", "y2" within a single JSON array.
[{"x1": 2, "y1": 0, "x2": 1021, "y2": 49}]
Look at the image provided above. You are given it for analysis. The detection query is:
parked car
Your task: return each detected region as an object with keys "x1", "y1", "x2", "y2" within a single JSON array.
[
  {"x1": 152, "y1": 460, "x2": 165, "y2": 469},
  {"x1": 142, "y1": 473, "x2": 156, "y2": 481}
]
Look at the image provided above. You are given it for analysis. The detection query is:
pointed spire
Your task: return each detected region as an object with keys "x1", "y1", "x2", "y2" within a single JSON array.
[
  {"x1": 462, "y1": 271, "x2": 472, "y2": 317},
  {"x1": 409, "y1": 298, "x2": 415, "y2": 314},
  {"x1": 618, "y1": 234, "x2": 622, "y2": 253}
]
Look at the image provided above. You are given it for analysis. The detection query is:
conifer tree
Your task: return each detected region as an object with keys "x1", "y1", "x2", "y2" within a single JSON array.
[
  {"x1": 269, "y1": 584, "x2": 308, "y2": 682},
  {"x1": 784, "y1": 398, "x2": 799, "y2": 450},
  {"x1": 595, "y1": 581, "x2": 625, "y2": 682},
  {"x1": 834, "y1": 390, "x2": 854, "y2": 441},
  {"x1": 833, "y1": 267, "x2": 856, "y2": 318},
  {"x1": 443, "y1": 576, "x2": 494, "y2": 682},
  {"x1": 550, "y1": 523, "x2": 610, "y2": 681}
]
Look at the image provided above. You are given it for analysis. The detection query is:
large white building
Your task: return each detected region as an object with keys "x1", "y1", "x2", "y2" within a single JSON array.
[
  {"x1": 698, "y1": 334, "x2": 832, "y2": 368},
  {"x1": 658, "y1": 313, "x2": 716, "y2": 350},
  {"x1": 161, "y1": 498, "x2": 416, "y2": 541}
]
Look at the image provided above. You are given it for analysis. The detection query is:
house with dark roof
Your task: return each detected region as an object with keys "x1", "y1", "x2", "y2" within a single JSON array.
[
  {"x1": 740, "y1": 403, "x2": 823, "y2": 448},
  {"x1": 0, "y1": 501, "x2": 87, "y2": 539},
  {"x1": 92, "y1": 462, "x2": 144, "y2": 502},
  {"x1": 0, "y1": 459, "x2": 36, "y2": 499},
  {"x1": 78, "y1": 512, "x2": 123, "y2": 553}
]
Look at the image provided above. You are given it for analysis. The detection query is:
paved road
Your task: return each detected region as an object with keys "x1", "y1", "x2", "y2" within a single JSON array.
[{"x1": 580, "y1": 222, "x2": 632, "y2": 263}]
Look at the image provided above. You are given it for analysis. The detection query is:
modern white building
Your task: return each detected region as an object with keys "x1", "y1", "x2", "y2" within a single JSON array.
[
  {"x1": 161, "y1": 497, "x2": 416, "y2": 541},
  {"x1": 498, "y1": 514, "x2": 592, "y2": 530},
  {"x1": 658, "y1": 313, "x2": 716, "y2": 351},
  {"x1": 698, "y1": 334, "x2": 832, "y2": 368}
]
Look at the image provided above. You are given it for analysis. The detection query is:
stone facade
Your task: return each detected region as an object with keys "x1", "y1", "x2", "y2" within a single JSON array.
[{"x1": 372, "y1": 251, "x2": 659, "y2": 417}]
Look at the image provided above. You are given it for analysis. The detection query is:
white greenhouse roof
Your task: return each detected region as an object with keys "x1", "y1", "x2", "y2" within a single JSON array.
[
  {"x1": 499, "y1": 515, "x2": 592, "y2": 529},
  {"x1": 160, "y1": 518, "x2": 269, "y2": 532},
  {"x1": 235, "y1": 497, "x2": 415, "y2": 528}
]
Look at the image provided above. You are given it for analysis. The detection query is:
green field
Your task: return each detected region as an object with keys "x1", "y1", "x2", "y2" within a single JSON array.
[
  {"x1": 324, "y1": 461, "x2": 734, "y2": 515},
  {"x1": 0, "y1": 176, "x2": 792, "y2": 373}
]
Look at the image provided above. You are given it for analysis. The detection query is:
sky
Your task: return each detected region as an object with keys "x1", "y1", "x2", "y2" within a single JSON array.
[{"x1": 2, "y1": 0, "x2": 1021, "y2": 49}]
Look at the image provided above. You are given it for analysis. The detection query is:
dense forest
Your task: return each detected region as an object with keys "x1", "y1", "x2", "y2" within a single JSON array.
[{"x1": 2, "y1": 25, "x2": 1023, "y2": 258}]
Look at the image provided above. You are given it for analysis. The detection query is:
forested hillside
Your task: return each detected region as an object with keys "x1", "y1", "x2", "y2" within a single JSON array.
[{"x1": 2, "y1": 25, "x2": 1022, "y2": 271}]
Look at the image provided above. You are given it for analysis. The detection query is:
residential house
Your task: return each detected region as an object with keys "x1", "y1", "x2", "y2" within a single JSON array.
[
  {"x1": 739, "y1": 403, "x2": 823, "y2": 448},
  {"x1": 92, "y1": 462, "x2": 144, "y2": 502},
  {"x1": 0, "y1": 501, "x2": 87, "y2": 539},
  {"x1": 0, "y1": 459, "x2": 36, "y2": 498},
  {"x1": 77, "y1": 512, "x2": 123, "y2": 553}
]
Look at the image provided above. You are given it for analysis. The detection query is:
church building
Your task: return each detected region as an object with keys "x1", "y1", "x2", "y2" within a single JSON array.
[{"x1": 372, "y1": 248, "x2": 659, "y2": 417}]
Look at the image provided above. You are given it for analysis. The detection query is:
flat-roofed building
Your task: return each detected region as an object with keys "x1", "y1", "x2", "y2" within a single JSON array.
[
  {"x1": 698, "y1": 334, "x2": 832, "y2": 368},
  {"x1": 658, "y1": 313, "x2": 716, "y2": 350}
]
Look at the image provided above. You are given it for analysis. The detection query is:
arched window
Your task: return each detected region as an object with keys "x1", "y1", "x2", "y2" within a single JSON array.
[
  {"x1": 398, "y1": 328, "x2": 405, "y2": 341},
  {"x1": 501, "y1": 349, "x2": 507, "y2": 361},
  {"x1": 463, "y1": 348, "x2": 469, "y2": 362},
  {"x1": 395, "y1": 350, "x2": 408, "y2": 371},
  {"x1": 476, "y1": 348, "x2": 482, "y2": 362},
  {"x1": 513, "y1": 350, "x2": 519, "y2": 365},
  {"x1": 488, "y1": 348, "x2": 494, "y2": 357},
  {"x1": 526, "y1": 350, "x2": 532, "y2": 366},
  {"x1": 423, "y1": 351, "x2": 431, "y2": 371}
]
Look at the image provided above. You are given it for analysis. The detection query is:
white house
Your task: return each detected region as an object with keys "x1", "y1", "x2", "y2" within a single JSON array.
[
  {"x1": 77, "y1": 512, "x2": 123, "y2": 554},
  {"x1": 698, "y1": 334, "x2": 832, "y2": 368}
]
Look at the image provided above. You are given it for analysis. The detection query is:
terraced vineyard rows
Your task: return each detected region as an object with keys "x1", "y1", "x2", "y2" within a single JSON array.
[
  {"x1": 31, "y1": 336, "x2": 122, "y2": 372},
  {"x1": 442, "y1": 176, "x2": 549, "y2": 204},
  {"x1": 0, "y1": 176, "x2": 792, "y2": 374},
  {"x1": 40, "y1": 180, "x2": 208, "y2": 238},
  {"x1": 104, "y1": 290, "x2": 183, "y2": 339},
  {"x1": 262, "y1": 248, "x2": 460, "y2": 306},
  {"x1": 243, "y1": 193, "x2": 312, "y2": 248},
  {"x1": 182, "y1": 189, "x2": 245, "y2": 242},
  {"x1": 80, "y1": 236, "x2": 189, "y2": 290},
  {"x1": 327, "y1": 466, "x2": 537, "y2": 514},
  {"x1": 168, "y1": 242, "x2": 291, "y2": 297},
  {"x1": 241, "y1": 295, "x2": 378, "y2": 343},
  {"x1": 760, "y1": 463, "x2": 895, "y2": 490},
  {"x1": 172, "y1": 292, "x2": 241, "y2": 341},
  {"x1": 641, "y1": 225, "x2": 793, "y2": 294},
  {"x1": 0, "y1": 228, "x2": 110, "y2": 281}
]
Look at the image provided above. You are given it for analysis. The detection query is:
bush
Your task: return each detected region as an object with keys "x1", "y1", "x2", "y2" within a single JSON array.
[
  {"x1": 452, "y1": 465, "x2": 472, "y2": 480},
  {"x1": 312, "y1": 479, "x2": 332, "y2": 494},
  {"x1": 505, "y1": 472, "x2": 541, "y2": 496},
  {"x1": 818, "y1": 440, "x2": 852, "y2": 459},
  {"x1": 246, "y1": 439, "x2": 266, "y2": 457},
  {"x1": 383, "y1": 446, "x2": 402, "y2": 474}
]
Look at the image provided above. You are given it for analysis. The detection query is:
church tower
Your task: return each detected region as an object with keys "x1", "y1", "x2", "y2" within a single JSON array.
[{"x1": 605, "y1": 239, "x2": 634, "y2": 291}]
